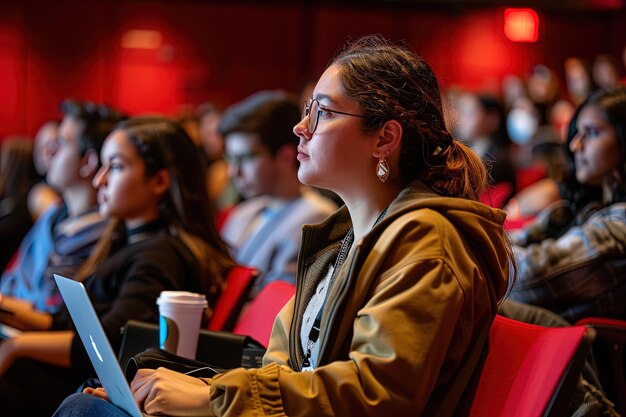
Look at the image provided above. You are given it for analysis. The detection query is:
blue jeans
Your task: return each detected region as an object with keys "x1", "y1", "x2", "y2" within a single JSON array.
[{"x1": 52, "y1": 393, "x2": 132, "y2": 417}]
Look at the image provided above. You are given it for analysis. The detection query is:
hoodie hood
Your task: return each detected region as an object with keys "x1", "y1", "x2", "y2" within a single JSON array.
[
  {"x1": 305, "y1": 180, "x2": 511, "y2": 304},
  {"x1": 382, "y1": 180, "x2": 511, "y2": 301}
]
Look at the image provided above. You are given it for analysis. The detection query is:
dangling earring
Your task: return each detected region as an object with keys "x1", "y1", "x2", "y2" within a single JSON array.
[{"x1": 376, "y1": 157, "x2": 390, "y2": 182}]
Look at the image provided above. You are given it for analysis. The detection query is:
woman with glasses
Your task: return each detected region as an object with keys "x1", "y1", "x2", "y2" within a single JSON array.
[{"x1": 54, "y1": 35, "x2": 511, "y2": 417}]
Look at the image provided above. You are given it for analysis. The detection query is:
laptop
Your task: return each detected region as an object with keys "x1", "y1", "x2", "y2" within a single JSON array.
[{"x1": 54, "y1": 274, "x2": 152, "y2": 417}]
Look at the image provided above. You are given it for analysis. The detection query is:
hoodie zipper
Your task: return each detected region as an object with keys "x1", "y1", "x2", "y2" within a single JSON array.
[{"x1": 316, "y1": 244, "x2": 361, "y2": 367}]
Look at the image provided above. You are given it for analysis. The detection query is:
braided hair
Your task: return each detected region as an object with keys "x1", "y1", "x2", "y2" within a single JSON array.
[{"x1": 332, "y1": 35, "x2": 487, "y2": 200}]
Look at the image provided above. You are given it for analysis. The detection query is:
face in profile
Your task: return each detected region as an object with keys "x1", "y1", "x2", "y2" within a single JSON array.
[
  {"x1": 294, "y1": 65, "x2": 376, "y2": 193},
  {"x1": 570, "y1": 104, "x2": 622, "y2": 186},
  {"x1": 34, "y1": 122, "x2": 59, "y2": 176},
  {"x1": 93, "y1": 130, "x2": 168, "y2": 227},
  {"x1": 47, "y1": 116, "x2": 83, "y2": 190},
  {"x1": 224, "y1": 132, "x2": 275, "y2": 199}
]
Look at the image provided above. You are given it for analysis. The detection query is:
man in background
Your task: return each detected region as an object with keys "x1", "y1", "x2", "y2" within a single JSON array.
[
  {"x1": 0, "y1": 101, "x2": 123, "y2": 317},
  {"x1": 219, "y1": 91, "x2": 337, "y2": 297}
]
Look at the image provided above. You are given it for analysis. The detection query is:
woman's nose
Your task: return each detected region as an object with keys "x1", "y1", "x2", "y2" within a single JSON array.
[
  {"x1": 293, "y1": 117, "x2": 312, "y2": 141},
  {"x1": 569, "y1": 133, "x2": 584, "y2": 152},
  {"x1": 92, "y1": 166, "x2": 107, "y2": 188}
]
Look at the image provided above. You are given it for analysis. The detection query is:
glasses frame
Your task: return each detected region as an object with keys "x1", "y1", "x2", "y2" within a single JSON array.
[{"x1": 303, "y1": 99, "x2": 367, "y2": 134}]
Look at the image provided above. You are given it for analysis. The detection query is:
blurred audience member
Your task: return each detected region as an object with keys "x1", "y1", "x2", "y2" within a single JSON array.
[
  {"x1": 0, "y1": 100, "x2": 119, "y2": 313},
  {"x1": 219, "y1": 91, "x2": 337, "y2": 297},
  {"x1": 510, "y1": 87, "x2": 626, "y2": 323},
  {"x1": 197, "y1": 102, "x2": 238, "y2": 211},
  {"x1": 501, "y1": 74, "x2": 528, "y2": 111},
  {"x1": 549, "y1": 99, "x2": 575, "y2": 142},
  {"x1": 28, "y1": 121, "x2": 62, "y2": 220},
  {"x1": 0, "y1": 116, "x2": 236, "y2": 416},
  {"x1": 527, "y1": 64, "x2": 560, "y2": 125},
  {"x1": 592, "y1": 54, "x2": 621, "y2": 90},
  {"x1": 455, "y1": 92, "x2": 516, "y2": 199},
  {"x1": 0, "y1": 138, "x2": 40, "y2": 271},
  {"x1": 507, "y1": 96, "x2": 540, "y2": 165},
  {"x1": 564, "y1": 58, "x2": 596, "y2": 106},
  {"x1": 454, "y1": 92, "x2": 514, "y2": 208}
]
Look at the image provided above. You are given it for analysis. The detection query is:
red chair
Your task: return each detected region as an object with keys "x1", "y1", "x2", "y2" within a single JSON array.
[
  {"x1": 516, "y1": 165, "x2": 547, "y2": 193},
  {"x1": 469, "y1": 315, "x2": 595, "y2": 417},
  {"x1": 479, "y1": 182, "x2": 513, "y2": 209},
  {"x1": 233, "y1": 280, "x2": 296, "y2": 348},
  {"x1": 576, "y1": 317, "x2": 626, "y2": 415},
  {"x1": 207, "y1": 266, "x2": 258, "y2": 332}
]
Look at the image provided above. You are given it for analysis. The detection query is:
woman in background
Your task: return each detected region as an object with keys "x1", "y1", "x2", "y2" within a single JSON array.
[
  {"x1": 0, "y1": 138, "x2": 40, "y2": 271},
  {"x1": 511, "y1": 87, "x2": 626, "y2": 323},
  {"x1": 0, "y1": 117, "x2": 235, "y2": 416}
]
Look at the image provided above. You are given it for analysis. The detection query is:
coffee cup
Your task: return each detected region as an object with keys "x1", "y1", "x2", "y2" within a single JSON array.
[{"x1": 157, "y1": 291, "x2": 208, "y2": 359}]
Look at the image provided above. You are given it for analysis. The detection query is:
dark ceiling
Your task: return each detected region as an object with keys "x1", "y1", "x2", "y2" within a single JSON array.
[{"x1": 230, "y1": 0, "x2": 626, "y2": 12}]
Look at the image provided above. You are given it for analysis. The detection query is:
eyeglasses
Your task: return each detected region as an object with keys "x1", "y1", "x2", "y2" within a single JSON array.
[{"x1": 303, "y1": 99, "x2": 367, "y2": 134}]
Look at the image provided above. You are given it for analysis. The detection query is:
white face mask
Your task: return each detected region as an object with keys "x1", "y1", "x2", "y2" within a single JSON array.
[{"x1": 507, "y1": 108, "x2": 539, "y2": 145}]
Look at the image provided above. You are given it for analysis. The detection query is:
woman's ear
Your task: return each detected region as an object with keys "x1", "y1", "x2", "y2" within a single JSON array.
[
  {"x1": 151, "y1": 169, "x2": 171, "y2": 197},
  {"x1": 374, "y1": 119, "x2": 403, "y2": 158},
  {"x1": 79, "y1": 149, "x2": 100, "y2": 178}
]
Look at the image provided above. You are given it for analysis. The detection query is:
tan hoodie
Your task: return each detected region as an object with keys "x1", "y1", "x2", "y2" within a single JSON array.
[{"x1": 207, "y1": 181, "x2": 510, "y2": 417}]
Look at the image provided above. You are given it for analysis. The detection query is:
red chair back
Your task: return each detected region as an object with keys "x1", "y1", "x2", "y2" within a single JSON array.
[
  {"x1": 233, "y1": 280, "x2": 295, "y2": 348},
  {"x1": 208, "y1": 266, "x2": 258, "y2": 332},
  {"x1": 516, "y1": 165, "x2": 547, "y2": 192},
  {"x1": 469, "y1": 315, "x2": 594, "y2": 417},
  {"x1": 479, "y1": 182, "x2": 513, "y2": 209}
]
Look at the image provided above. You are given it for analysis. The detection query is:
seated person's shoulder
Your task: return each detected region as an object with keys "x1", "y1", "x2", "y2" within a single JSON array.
[{"x1": 27, "y1": 182, "x2": 61, "y2": 221}]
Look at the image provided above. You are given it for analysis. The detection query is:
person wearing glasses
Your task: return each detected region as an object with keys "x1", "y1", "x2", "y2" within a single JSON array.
[
  {"x1": 218, "y1": 91, "x2": 337, "y2": 298},
  {"x1": 53, "y1": 36, "x2": 511, "y2": 417}
]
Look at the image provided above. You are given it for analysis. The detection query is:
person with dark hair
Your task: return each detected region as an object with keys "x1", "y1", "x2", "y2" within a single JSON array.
[
  {"x1": 511, "y1": 87, "x2": 626, "y2": 323},
  {"x1": 219, "y1": 90, "x2": 337, "y2": 297},
  {"x1": 455, "y1": 92, "x2": 516, "y2": 204},
  {"x1": 565, "y1": 57, "x2": 597, "y2": 106},
  {"x1": 592, "y1": 54, "x2": 622, "y2": 90},
  {"x1": 0, "y1": 100, "x2": 121, "y2": 314},
  {"x1": 53, "y1": 36, "x2": 511, "y2": 417},
  {"x1": 0, "y1": 138, "x2": 40, "y2": 271},
  {"x1": 0, "y1": 116, "x2": 236, "y2": 416}
]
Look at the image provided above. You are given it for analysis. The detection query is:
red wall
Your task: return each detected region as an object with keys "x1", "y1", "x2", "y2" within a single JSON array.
[{"x1": 1, "y1": 0, "x2": 624, "y2": 138}]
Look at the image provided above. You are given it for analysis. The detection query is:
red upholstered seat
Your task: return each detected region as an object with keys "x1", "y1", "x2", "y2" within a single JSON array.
[
  {"x1": 469, "y1": 315, "x2": 594, "y2": 417},
  {"x1": 207, "y1": 266, "x2": 258, "y2": 332},
  {"x1": 479, "y1": 182, "x2": 514, "y2": 209},
  {"x1": 233, "y1": 280, "x2": 296, "y2": 348}
]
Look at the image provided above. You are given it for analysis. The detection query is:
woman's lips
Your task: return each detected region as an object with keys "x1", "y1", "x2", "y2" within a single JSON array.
[
  {"x1": 97, "y1": 190, "x2": 107, "y2": 205},
  {"x1": 297, "y1": 146, "x2": 310, "y2": 161}
]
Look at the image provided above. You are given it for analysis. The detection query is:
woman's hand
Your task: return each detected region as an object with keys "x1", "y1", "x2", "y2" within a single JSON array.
[
  {"x1": 0, "y1": 331, "x2": 72, "y2": 378},
  {"x1": 131, "y1": 367, "x2": 212, "y2": 416},
  {"x1": 0, "y1": 294, "x2": 52, "y2": 330},
  {"x1": 84, "y1": 386, "x2": 110, "y2": 401},
  {"x1": 0, "y1": 294, "x2": 32, "y2": 324}
]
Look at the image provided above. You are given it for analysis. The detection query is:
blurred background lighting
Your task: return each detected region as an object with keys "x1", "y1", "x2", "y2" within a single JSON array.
[
  {"x1": 121, "y1": 29, "x2": 163, "y2": 49},
  {"x1": 504, "y1": 8, "x2": 539, "y2": 43}
]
